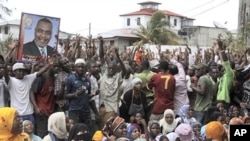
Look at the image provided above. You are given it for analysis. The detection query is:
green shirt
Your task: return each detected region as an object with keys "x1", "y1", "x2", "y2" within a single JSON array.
[
  {"x1": 216, "y1": 61, "x2": 234, "y2": 103},
  {"x1": 135, "y1": 70, "x2": 155, "y2": 97}
]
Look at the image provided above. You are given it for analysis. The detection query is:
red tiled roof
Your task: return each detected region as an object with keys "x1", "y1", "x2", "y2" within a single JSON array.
[
  {"x1": 138, "y1": 1, "x2": 161, "y2": 5},
  {"x1": 120, "y1": 9, "x2": 186, "y2": 18},
  {"x1": 160, "y1": 10, "x2": 185, "y2": 17}
]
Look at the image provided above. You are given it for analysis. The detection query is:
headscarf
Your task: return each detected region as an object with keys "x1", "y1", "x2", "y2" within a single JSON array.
[
  {"x1": 23, "y1": 120, "x2": 42, "y2": 141},
  {"x1": 191, "y1": 121, "x2": 201, "y2": 128},
  {"x1": 0, "y1": 107, "x2": 30, "y2": 141},
  {"x1": 229, "y1": 117, "x2": 244, "y2": 125},
  {"x1": 102, "y1": 116, "x2": 125, "y2": 136},
  {"x1": 148, "y1": 120, "x2": 161, "y2": 140},
  {"x1": 166, "y1": 132, "x2": 179, "y2": 141},
  {"x1": 205, "y1": 121, "x2": 225, "y2": 141},
  {"x1": 157, "y1": 134, "x2": 168, "y2": 141},
  {"x1": 175, "y1": 123, "x2": 194, "y2": 141},
  {"x1": 47, "y1": 112, "x2": 67, "y2": 139},
  {"x1": 92, "y1": 130, "x2": 104, "y2": 141},
  {"x1": 179, "y1": 104, "x2": 195, "y2": 125},
  {"x1": 242, "y1": 116, "x2": 250, "y2": 123},
  {"x1": 68, "y1": 123, "x2": 90, "y2": 141},
  {"x1": 132, "y1": 78, "x2": 142, "y2": 87},
  {"x1": 179, "y1": 104, "x2": 190, "y2": 117},
  {"x1": 159, "y1": 109, "x2": 179, "y2": 134},
  {"x1": 126, "y1": 124, "x2": 138, "y2": 140},
  {"x1": 112, "y1": 116, "x2": 125, "y2": 133}
]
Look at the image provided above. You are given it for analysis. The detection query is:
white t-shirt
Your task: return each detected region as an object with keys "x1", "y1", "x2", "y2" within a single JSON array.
[{"x1": 8, "y1": 72, "x2": 37, "y2": 115}]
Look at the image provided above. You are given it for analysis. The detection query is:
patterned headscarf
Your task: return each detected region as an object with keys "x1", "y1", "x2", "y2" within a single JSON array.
[
  {"x1": 102, "y1": 116, "x2": 125, "y2": 136},
  {"x1": 0, "y1": 107, "x2": 30, "y2": 141}
]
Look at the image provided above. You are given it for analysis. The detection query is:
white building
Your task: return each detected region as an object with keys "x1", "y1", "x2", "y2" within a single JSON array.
[
  {"x1": 120, "y1": 1, "x2": 194, "y2": 33},
  {"x1": 98, "y1": 1, "x2": 228, "y2": 47},
  {"x1": 0, "y1": 19, "x2": 20, "y2": 41},
  {"x1": 0, "y1": 19, "x2": 73, "y2": 41}
]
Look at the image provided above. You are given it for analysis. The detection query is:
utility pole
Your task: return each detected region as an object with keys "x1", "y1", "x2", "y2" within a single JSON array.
[{"x1": 89, "y1": 23, "x2": 91, "y2": 36}]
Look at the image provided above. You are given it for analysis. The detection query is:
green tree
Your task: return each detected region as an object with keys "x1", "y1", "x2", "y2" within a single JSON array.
[
  {"x1": 236, "y1": 22, "x2": 250, "y2": 49},
  {"x1": 0, "y1": 0, "x2": 12, "y2": 20},
  {"x1": 132, "y1": 11, "x2": 180, "y2": 46}
]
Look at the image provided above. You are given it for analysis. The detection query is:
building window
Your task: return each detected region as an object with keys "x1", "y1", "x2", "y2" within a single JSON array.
[
  {"x1": 137, "y1": 17, "x2": 141, "y2": 25},
  {"x1": 174, "y1": 19, "x2": 177, "y2": 26},
  {"x1": 4, "y1": 26, "x2": 8, "y2": 34},
  {"x1": 110, "y1": 40, "x2": 114, "y2": 46},
  {"x1": 127, "y1": 18, "x2": 130, "y2": 26}
]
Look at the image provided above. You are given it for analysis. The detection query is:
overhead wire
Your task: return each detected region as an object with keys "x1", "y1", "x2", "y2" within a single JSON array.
[
  {"x1": 180, "y1": 0, "x2": 215, "y2": 14},
  {"x1": 190, "y1": 0, "x2": 230, "y2": 18}
]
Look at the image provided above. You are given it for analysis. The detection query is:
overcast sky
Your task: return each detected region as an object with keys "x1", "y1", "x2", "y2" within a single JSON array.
[{"x1": 2, "y1": 0, "x2": 239, "y2": 36}]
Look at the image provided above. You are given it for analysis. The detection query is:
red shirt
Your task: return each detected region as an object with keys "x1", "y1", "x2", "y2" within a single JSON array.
[
  {"x1": 36, "y1": 77, "x2": 55, "y2": 116},
  {"x1": 147, "y1": 72, "x2": 176, "y2": 114}
]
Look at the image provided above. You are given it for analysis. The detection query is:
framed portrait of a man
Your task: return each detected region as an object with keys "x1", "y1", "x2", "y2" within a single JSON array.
[{"x1": 17, "y1": 12, "x2": 60, "y2": 61}]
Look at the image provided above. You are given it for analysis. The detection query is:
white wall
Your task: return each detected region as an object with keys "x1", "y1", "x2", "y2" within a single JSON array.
[
  {"x1": 0, "y1": 25, "x2": 20, "y2": 40},
  {"x1": 169, "y1": 16, "x2": 182, "y2": 30},
  {"x1": 122, "y1": 15, "x2": 151, "y2": 28}
]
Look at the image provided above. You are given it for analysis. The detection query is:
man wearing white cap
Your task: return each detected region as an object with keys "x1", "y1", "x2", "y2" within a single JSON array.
[
  {"x1": 4, "y1": 59, "x2": 53, "y2": 125},
  {"x1": 64, "y1": 58, "x2": 92, "y2": 130}
]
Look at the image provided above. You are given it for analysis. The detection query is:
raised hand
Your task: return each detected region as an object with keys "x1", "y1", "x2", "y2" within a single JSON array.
[
  {"x1": 97, "y1": 36, "x2": 103, "y2": 41},
  {"x1": 47, "y1": 56, "x2": 54, "y2": 65}
]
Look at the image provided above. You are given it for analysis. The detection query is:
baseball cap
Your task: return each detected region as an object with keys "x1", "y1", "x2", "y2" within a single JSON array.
[{"x1": 12, "y1": 62, "x2": 26, "y2": 71}]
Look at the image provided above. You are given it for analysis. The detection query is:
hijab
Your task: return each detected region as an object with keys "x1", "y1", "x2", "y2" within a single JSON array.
[
  {"x1": 148, "y1": 120, "x2": 162, "y2": 141},
  {"x1": 205, "y1": 121, "x2": 225, "y2": 141},
  {"x1": 23, "y1": 120, "x2": 42, "y2": 141},
  {"x1": 48, "y1": 112, "x2": 68, "y2": 140},
  {"x1": 159, "y1": 109, "x2": 179, "y2": 134},
  {"x1": 126, "y1": 124, "x2": 138, "y2": 140},
  {"x1": 0, "y1": 107, "x2": 30, "y2": 141},
  {"x1": 166, "y1": 132, "x2": 179, "y2": 141},
  {"x1": 175, "y1": 123, "x2": 194, "y2": 141},
  {"x1": 68, "y1": 123, "x2": 90, "y2": 141}
]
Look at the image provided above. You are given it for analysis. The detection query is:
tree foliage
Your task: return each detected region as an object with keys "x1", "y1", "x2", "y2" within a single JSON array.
[
  {"x1": 132, "y1": 11, "x2": 180, "y2": 46},
  {"x1": 0, "y1": 0, "x2": 12, "y2": 20}
]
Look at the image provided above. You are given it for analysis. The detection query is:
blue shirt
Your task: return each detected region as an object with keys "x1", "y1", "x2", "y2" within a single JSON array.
[{"x1": 65, "y1": 73, "x2": 91, "y2": 113}]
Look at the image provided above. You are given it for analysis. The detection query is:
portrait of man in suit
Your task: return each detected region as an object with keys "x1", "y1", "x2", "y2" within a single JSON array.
[{"x1": 23, "y1": 18, "x2": 55, "y2": 57}]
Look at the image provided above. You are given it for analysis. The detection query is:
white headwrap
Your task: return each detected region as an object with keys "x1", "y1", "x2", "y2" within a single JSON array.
[
  {"x1": 75, "y1": 58, "x2": 85, "y2": 65},
  {"x1": 159, "y1": 109, "x2": 179, "y2": 135},
  {"x1": 166, "y1": 132, "x2": 179, "y2": 141},
  {"x1": 48, "y1": 112, "x2": 68, "y2": 139},
  {"x1": 132, "y1": 78, "x2": 142, "y2": 87}
]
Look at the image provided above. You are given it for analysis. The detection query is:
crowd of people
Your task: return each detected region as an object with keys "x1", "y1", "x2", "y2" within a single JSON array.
[{"x1": 0, "y1": 33, "x2": 250, "y2": 141}]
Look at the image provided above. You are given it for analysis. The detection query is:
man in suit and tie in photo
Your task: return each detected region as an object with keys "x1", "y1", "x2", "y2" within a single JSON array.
[{"x1": 23, "y1": 18, "x2": 56, "y2": 57}]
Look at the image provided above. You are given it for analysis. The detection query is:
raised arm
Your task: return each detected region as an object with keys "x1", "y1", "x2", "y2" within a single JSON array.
[
  {"x1": 114, "y1": 48, "x2": 126, "y2": 77},
  {"x1": 36, "y1": 57, "x2": 53, "y2": 77},
  {"x1": 98, "y1": 36, "x2": 104, "y2": 64}
]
